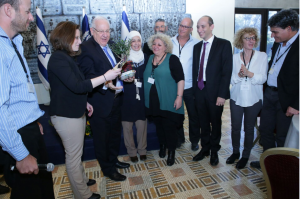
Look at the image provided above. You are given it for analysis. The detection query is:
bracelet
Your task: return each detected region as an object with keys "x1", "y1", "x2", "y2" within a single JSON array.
[
  {"x1": 103, "y1": 75, "x2": 107, "y2": 81},
  {"x1": 177, "y1": 95, "x2": 182, "y2": 97}
]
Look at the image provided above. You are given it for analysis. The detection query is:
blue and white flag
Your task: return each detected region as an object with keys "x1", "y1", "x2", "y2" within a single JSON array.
[
  {"x1": 36, "y1": 7, "x2": 50, "y2": 91},
  {"x1": 82, "y1": 7, "x2": 91, "y2": 42},
  {"x1": 121, "y1": 5, "x2": 130, "y2": 40}
]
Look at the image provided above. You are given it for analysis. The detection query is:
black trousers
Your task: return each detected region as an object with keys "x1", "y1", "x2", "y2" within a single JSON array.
[
  {"x1": 195, "y1": 87, "x2": 224, "y2": 153},
  {"x1": 3, "y1": 121, "x2": 54, "y2": 199},
  {"x1": 177, "y1": 88, "x2": 200, "y2": 144},
  {"x1": 230, "y1": 99, "x2": 262, "y2": 158},
  {"x1": 153, "y1": 116, "x2": 178, "y2": 151},
  {"x1": 89, "y1": 96, "x2": 122, "y2": 176},
  {"x1": 260, "y1": 87, "x2": 292, "y2": 151}
]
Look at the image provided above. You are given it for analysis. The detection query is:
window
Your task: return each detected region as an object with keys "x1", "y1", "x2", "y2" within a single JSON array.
[{"x1": 235, "y1": 8, "x2": 299, "y2": 60}]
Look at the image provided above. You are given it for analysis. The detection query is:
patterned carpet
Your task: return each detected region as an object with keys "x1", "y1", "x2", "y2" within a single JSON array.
[{"x1": 0, "y1": 100, "x2": 267, "y2": 199}]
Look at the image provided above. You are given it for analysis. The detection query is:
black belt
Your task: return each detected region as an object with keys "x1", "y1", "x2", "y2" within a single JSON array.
[{"x1": 267, "y1": 85, "x2": 278, "y2": 92}]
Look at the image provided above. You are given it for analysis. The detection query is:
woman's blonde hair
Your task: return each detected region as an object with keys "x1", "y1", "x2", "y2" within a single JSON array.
[
  {"x1": 233, "y1": 27, "x2": 260, "y2": 50},
  {"x1": 147, "y1": 33, "x2": 173, "y2": 53}
]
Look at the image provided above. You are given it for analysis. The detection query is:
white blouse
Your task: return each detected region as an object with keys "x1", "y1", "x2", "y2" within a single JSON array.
[{"x1": 230, "y1": 50, "x2": 268, "y2": 107}]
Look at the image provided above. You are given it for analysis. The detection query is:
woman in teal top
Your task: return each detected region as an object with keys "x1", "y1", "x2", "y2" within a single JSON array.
[{"x1": 144, "y1": 33, "x2": 185, "y2": 166}]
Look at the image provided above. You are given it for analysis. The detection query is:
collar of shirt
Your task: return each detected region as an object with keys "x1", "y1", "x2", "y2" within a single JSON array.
[
  {"x1": 203, "y1": 34, "x2": 214, "y2": 45},
  {"x1": 279, "y1": 31, "x2": 299, "y2": 48},
  {"x1": 0, "y1": 26, "x2": 23, "y2": 46}
]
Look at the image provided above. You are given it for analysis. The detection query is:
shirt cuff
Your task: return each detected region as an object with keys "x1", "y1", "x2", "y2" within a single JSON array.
[
  {"x1": 102, "y1": 84, "x2": 108, "y2": 90},
  {"x1": 8, "y1": 144, "x2": 30, "y2": 161}
]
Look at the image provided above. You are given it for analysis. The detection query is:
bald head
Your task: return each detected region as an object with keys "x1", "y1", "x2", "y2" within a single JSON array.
[{"x1": 178, "y1": 17, "x2": 193, "y2": 38}]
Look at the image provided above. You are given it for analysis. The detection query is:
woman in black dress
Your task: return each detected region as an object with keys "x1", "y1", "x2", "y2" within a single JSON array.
[
  {"x1": 121, "y1": 31, "x2": 149, "y2": 163},
  {"x1": 144, "y1": 33, "x2": 185, "y2": 166}
]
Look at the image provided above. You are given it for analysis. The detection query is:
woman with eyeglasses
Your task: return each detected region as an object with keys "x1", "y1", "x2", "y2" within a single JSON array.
[
  {"x1": 227, "y1": 27, "x2": 268, "y2": 169},
  {"x1": 48, "y1": 21, "x2": 121, "y2": 199}
]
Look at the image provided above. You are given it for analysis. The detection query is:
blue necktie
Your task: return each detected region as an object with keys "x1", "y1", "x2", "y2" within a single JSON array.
[
  {"x1": 102, "y1": 46, "x2": 116, "y2": 67},
  {"x1": 102, "y1": 46, "x2": 123, "y2": 91}
]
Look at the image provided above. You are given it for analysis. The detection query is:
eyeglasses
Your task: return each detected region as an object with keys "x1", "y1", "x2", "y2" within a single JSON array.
[
  {"x1": 93, "y1": 27, "x2": 110, "y2": 34},
  {"x1": 179, "y1": 24, "x2": 192, "y2": 29},
  {"x1": 243, "y1": 36, "x2": 256, "y2": 41},
  {"x1": 155, "y1": 25, "x2": 166, "y2": 29}
]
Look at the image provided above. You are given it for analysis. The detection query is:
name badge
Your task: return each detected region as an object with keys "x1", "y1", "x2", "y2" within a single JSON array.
[
  {"x1": 148, "y1": 77, "x2": 155, "y2": 84},
  {"x1": 269, "y1": 68, "x2": 274, "y2": 74},
  {"x1": 27, "y1": 82, "x2": 35, "y2": 93},
  {"x1": 136, "y1": 82, "x2": 142, "y2": 88},
  {"x1": 240, "y1": 82, "x2": 250, "y2": 91}
]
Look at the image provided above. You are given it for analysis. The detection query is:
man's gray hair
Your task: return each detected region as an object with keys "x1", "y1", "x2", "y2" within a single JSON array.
[
  {"x1": 91, "y1": 16, "x2": 110, "y2": 28},
  {"x1": 0, "y1": 0, "x2": 20, "y2": 10},
  {"x1": 155, "y1": 18, "x2": 167, "y2": 27}
]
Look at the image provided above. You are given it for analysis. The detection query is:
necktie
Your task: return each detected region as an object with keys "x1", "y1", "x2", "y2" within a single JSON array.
[
  {"x1": 102, "y1": 46, "x2": 123, "y2": 92},
  {"x1": 102, "y1": 46, "x2": 116, "y2": 67},
  {"x1": 197, "y1": 42, "x2": 207, "y2": 90}
]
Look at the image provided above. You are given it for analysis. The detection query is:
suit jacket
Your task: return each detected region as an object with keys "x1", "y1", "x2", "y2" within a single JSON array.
[
  {"x1": 192, "y1": 36, "x2": 233, "y2": 101},
  {"x1": 48, "y1": 50, "x2": 93, "y2": 118},
  {"x1": 77, "y1": 37, "x2": 121, "y2": 118},
  {"x1": 268, "y1": 35, "x2": 299, "y2": 112}
]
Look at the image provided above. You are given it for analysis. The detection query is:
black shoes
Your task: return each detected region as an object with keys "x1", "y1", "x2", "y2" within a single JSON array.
[
  {"x1": 115, "y1": 161, "x2": 130, "y2": 169},
  {"x1": 236, "y1": 158, "x2": 249, "y2": 169},
  {"x1": 106, "y1": 171, "x2": 127, "y2": 181},
  {"x1": 0, "y1": 184, "x2": 10, "y2": 195},
  {"x1": 140, "y1": 155, "x2": 147, "y2": 161},
  {"x1": 159, "y1": 144, "x2": 166, "y2": 158},
  {"x1": 210, "y1": 152, "x2": 219, "y2": 166},
  {"x1": 250, "y1": 161, "x2": 261, "y2": 169},
  {"x1": 88, "y1": 193, "x2": 100, "y2": 199},
  {"x1": 226, "y1": 153, "x2": 240, "y2": 164},
  {"x1": 191, "y1": 143, "x2": 199, "y2": 151},
  {"x1": 130, "y1": 156, "x2": 138, "y2": 163},
  {"x1": 193, "y1": 150, "x2": 210, "y2": 161},
  {"x1": 167, "y1": 150, "x2": 175, "y2": 166},
  {"x1": 87, "y1": 179, "x2": 96, "y2": 186}
]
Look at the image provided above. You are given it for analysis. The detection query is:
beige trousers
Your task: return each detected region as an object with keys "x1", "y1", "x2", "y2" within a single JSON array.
[
  {"x1": 122, "y1": 120, "x2": 147, "y2": 157},
  {"x1": 51, "y1": 115, "x2": 92, "y2": 199}
]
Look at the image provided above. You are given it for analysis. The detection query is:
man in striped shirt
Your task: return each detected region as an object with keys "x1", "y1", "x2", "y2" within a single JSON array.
[{"x1": 0, "y1": 0, "x2": 54, "y2": 198}]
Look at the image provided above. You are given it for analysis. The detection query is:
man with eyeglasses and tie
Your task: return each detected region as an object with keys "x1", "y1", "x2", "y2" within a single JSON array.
[
  {"x1": 250, "y1": 9, "x2": 299, "y2": 169},
  {"x1": 143, "y1": 18, "x2": 168, "y2": 56},
  {"x1": 171, "y1": 18, "x2": 200, "y2": 150},
  {"x1": 78, "y1": 16, "x2": 130, "y2": 181},
  {"x1": 192, "y1": 16, "x2": 232, "y2": 166}
]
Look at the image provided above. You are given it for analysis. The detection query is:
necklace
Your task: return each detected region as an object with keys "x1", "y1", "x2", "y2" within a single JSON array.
[{"x1": 152, "y1": 53, "x2": 166, "y2": 67}]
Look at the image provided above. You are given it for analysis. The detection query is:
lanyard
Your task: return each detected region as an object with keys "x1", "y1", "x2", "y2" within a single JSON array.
[
  {"x1": 151, "y1": 53, "x2": 166, "y2": 78},
  {"x1": 177, "y1": 37, "x2": 189, "y2": 58},
  {"x1": 272, "y1": 44, "x2": 292, "y2": 67},
  {"x1": 11, "y1": 40, "x2": 30, "y2": 82},
  {"x1": 242, "y1": 50, "x2": 254, "y2": 81}
]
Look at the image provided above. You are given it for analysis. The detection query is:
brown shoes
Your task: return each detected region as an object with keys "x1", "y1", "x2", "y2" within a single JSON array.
[{"x1": 140, "y1": 155, "x2": 147, "y2": 161}]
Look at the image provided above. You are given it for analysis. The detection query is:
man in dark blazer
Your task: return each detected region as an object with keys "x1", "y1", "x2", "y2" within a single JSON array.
[
  {"x1": 192, "y1": 16, "x2": 232, "y2": 166},
  {"x1": 250, "y1": 9, "x2": 299, "y2": 169},
  {"x1": 78, "y1": 16, "x2": 130, "y2": 181}
]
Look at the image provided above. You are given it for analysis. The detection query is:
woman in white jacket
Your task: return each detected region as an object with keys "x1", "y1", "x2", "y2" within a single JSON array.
[{"x1": 227, "y1": 27, "x2": 268, "y2": 169}]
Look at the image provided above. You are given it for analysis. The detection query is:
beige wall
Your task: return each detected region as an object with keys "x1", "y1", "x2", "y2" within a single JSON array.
[{"x1": 186, "y1": 0, "x2": 235, "y2": 44}]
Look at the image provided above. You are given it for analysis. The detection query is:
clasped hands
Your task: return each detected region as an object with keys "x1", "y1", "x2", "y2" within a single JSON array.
[
  {"x1": 105, "y1": 76, "x2": 134, "y2": 90},
  {"x1": 238, "y1": 64, "x2": 254, "y2": 78}
]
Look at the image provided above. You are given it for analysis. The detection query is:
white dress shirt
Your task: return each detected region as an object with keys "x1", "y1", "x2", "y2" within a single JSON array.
[
  {"x1": 230, "y1": 50, "x2": 268, "y2": 107},
  {"x1": 172, "y1": 34, "x2": 200, "y2": 89},
  {"x1": 198, "y1": 35, "x2": 214, "y2": 81}
]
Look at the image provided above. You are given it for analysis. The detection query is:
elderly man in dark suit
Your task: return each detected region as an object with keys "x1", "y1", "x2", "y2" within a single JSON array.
[
  {"x1": 250, "y1": 9, "x2": 299, "y2": 169},
  {"x1": 78, "y1": 16, "x2": 130, "y2": 181},
  {"x1": 192, "y1": 16, "x2": 233, "y2": 166}
]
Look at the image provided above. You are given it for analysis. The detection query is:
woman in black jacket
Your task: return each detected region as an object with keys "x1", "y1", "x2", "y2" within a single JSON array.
[{"x1": 48, "y1": 21, "x2": 120, "y2": 199}]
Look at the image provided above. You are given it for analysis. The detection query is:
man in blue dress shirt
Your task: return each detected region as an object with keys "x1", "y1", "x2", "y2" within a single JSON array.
[
  {"x1": 250, "y1": 9, "x2": 299, "y2": 169},
  {"x1": 0, "y1": 0, "x2": 54, "y2": 198}
]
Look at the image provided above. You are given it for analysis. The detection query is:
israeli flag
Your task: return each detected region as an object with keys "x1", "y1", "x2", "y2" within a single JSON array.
[
  {"x1": 121, "y1": 5, "x2": 130, "y2": 40},
  {"x1": 82, "y1": 7, "x2": 91, "y2": 42},
  {"x1": 36, "y1": 7, "x2": 50, "y2": 90}
]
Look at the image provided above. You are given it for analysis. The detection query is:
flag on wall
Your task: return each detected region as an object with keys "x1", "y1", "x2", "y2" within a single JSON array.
[
  {"x1": 121, "y1": 5, "x2": 130, "y2": 40},
  {"x1": 36, "y1": 7, "x2": 51, "y2": 90},
  {"x1": 82, "y1": 6, "x2": 91, "y2": 42}
]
